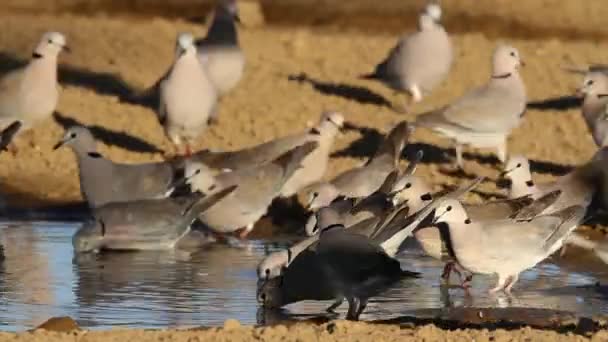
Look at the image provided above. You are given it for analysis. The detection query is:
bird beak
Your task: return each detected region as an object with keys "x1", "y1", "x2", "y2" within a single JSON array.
[
  {"x1": 519, "y1": 59, "x2": 526, "y2": 68},
  {"x1": 53, "y1": 139, "x2": 66, "y2": 150},
  {"x1": 574, "y1": 87, "x2": 586, "y2": 98},
  {"x1": 62, "y1": 45, "x2": 71, "y2": 53},
  {"x1": 234, "y1": 14, "x2": 242, "y2": 24}
]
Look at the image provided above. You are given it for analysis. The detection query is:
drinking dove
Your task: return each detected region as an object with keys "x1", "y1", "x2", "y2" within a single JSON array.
[
  {"x1": 432, "y1": 198, "x2": 585, "y2": 293},
  {"x1": 72, "y1": 186, "x2": 236, "y2": 253},
  {"x1": 304, "y1": 121, "x2": 411, "y2": 209},
  {"x1": 159, "y1": 32, "x2": 218, "y2": 156},
  {"x1": 185, "y1": 142, "x2": 317, "y2": 237},
  {"x1": 0, "y1": 32, "x2": 68, "y2": 137},
  {"x1": 54, "y1": 126, "x2": 184, "y2": 208},
  {"x1": 415, "y1": 44, "x2": 527, "y2": 168},
  {"x1": 361, "y1": 2, "x2": 453, "y2": 111},
  {"x1": 196, "y1": 0, "x2": 245, "y2": 99}
]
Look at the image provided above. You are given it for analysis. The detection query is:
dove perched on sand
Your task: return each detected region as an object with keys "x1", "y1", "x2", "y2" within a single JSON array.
[
  {"x1": 415, "y1": 44, "x2": 527, "y2": 168},
  {"x1": 185, "y1": 142, "x2": 317, "y2": 237},
  {"x1": 0, "y1": 32, "x2": 68, "y2": 135},
  {"x1": 72, "y1": 186, "x2": 236, "y2": 253},
  {"x1": 54, "y1": 126, "x2": 184, "y2": 208},
  {"x1": 362, "y1": 2, "x2": 452, "y2": 111},
  {"x1": 159, "y1": 32, "x2": 218, "y2": 156},
  {"x1": 575, "y1": 71, "x2": 608, "y2": 147},
  {"x1": 433, "y1": 198, "x2": 585, "y2": 293},
  {"x1": 304, "y1": 121, "x2": 411, "y2": 209},
  {"x1": 196, "y1": 0, "x2": 245, "y2": 99}
]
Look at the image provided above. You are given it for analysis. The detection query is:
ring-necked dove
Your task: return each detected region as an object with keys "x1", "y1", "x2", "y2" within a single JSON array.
[
  {"x1": 0, "y1": 32, "x2": 68, "y2": 136},
  {"x1": 305, "y1": 121, "x2": 411, "y2": 209},
  {"x1": 190, "y1": 111, "x2": 343, "y2": 179},
  {"x1": 159, "y1": 32, "x2": 218, "y2": 156},
  {"x1": 432, "y1": 198, "x2": 585, "y2": 293},
  {"x1": 501, "y1": 150, "x2": 608, "y2": 213},
  {"x1": 72, "y1": 185, "x2": 236, "y2": 253},
  {"x1": 575, "y1": 71, "x2": 608, "y2": 147},
  {"x1": 196, "y1": 0, "x2": 245, "y2": 99},
  {"x1": 415, "y1": 44, "x2": 527, "y2": 168},
  {"x1": 54, "y1": 126, "x2": 184, "y2": 208},
  {"x1": 257, "y1": 223, "x2": 419, "y2": 320},
  {"x1": 185, "y1": 142, "x2": 318, "y2": 237},
  {"x1": 361, "y1": 2, "x2": 452, "y2": 111}
]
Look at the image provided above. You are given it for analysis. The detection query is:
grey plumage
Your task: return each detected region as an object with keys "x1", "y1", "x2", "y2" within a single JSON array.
[
  {"x1": 54, "y1": 126, "x2": 184, "y2": 208},
  {"x1": 576, "y1": 71, "x2": 608, "y2": 147},
  {"x1": 72, "y1": 186, "x2": 236, "y2": 252}
]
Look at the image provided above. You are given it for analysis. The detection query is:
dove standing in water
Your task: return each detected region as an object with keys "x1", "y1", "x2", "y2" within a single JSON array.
[
  {"x1": 72, "y1": 186, "x2": 236, "y2": 253},
  {"x1": 0, "y1": 32, "x2": 68, "y2": 138},
  {"x1": 185, "y1": 142, "x2": 317, "y2": 238},
  {"x1": 160, "y1": 33, "x2": 218, "y2": 156},
  {"x1": 432, "y1": 199, "x2": 585, "y2": 293},
  {"x1": 258, "y1": 223, "x2": 420, "y2": 320},
  {"x1": 361, "y1": 2, "x2": 452, "y2": 111},
  {"x1": 54, "y1": 126, "x2": 184, "y2": 208},
  {"x1": 415, "y1": 44, "x2": 526, "y2": 169},
  {"x1": 196, "y1": 0, "x2": 245, "y2": 101},
  {"x1": 305, "y1": 121, "x2": 411, "y2": 209},
  {"x1": 575, "y1": 71, "x2": 608, "y2": 147}
]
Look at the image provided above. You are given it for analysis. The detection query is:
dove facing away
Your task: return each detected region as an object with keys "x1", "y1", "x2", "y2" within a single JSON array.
[
  {"x1": 185, "y1": 142, "x2": 317, "y2": 237},
  {"x1": 72, "y1": 186, "x2": 236, "y2": 253},
  {"x1": 54, "y1": 126, "x2": 184, "y2": 208},
  {"x1": 304, "y1": 121, "x2": 411, "y2": 209},
  {"x1": 576, "y1": 71, "x2": 608, "y2": 147},
  {"x1": 361, "y1": 2, "x2": 452, "y2": 111},
  {"x1": 257, "y1": 223, "x2": 419, "y2": 320},
  {"x1": 433, "y1": 198, "x2": 585, "y2": 293},
  {"x1": 415, "y1": 44, "x2": 526, "y2": 168},
  {"x1": 159, "y1": 32, "x2": 218, "y2": 156},
  {"x1": 196, "y1": 0, "x2": 245, "y2": 99},
  {"x1": 0, "y1": 32, "x2": 68, "y2": 134}
]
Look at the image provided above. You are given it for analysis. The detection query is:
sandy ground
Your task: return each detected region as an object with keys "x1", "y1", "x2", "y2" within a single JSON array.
[{"x1": 0, "y1": 0, "x2": 608, "y2": 340}]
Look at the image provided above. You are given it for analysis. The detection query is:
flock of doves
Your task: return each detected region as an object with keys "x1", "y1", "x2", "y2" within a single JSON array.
[{"x1": 0, "y1": 0, "x2": 608, "y2": 321}]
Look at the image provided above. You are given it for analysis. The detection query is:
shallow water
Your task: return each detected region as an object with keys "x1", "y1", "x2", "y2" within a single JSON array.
[{"x1": 0, "y1": 221, "x2": 607, "y2": 331}]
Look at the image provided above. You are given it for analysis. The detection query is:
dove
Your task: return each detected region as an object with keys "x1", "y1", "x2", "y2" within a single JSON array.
[
  {"x1": 257, "y1": 223, "x2": 419, "y2": 320},
  {"x1": 190, "y1": 111, "x2": 343, "y2": 177},
  {"x1": 0, "y1": 32, "x2": 68, "y2": 135},
  {"x1": 361, "y1": 2, "x2": 452, "y2": 111},
  {"x1": 54, "y1": 126, "x2": 184, "y2": 208},
  {"x1": 502, "y1": 150, "x2": 608, "y2": 213},
  {"x1": 415, "y1": 44, "x2": 526, "y2": 168},
  {"x1": 196, "y1": 0, "x2": 245, "y2": 99},
  {"x1": 575, "y1": 71, "x2": 608, "y2": 147},
  {"x1": 159, "y1": 32, "x2": 218, "y2": 156},
  {"x1": 432, "y1": 198, "x2": 585, "y2": 293},
  {"x1": 72, "y1": 186, "x2": 236, "y2": 253},
  {"x1": 185, "y1": 142, "x2": 317, "y2": 237},
  {"x1": 304, "y1": 121, "x2": 411, "y2": 209}
]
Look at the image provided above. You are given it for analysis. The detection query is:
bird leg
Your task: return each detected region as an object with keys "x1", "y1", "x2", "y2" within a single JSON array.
[
  {"x1": 346, "y1": 297, "x2": 361, "y2": 321},
  {"x1": 325, "y1": 298, "x2": 344, "y2": 313},
  {"x1": 238, "y1": 223, "x2": 255, "y2": 239},
  {"x1": 455, "y1": 144, "x2": 464, "y2": 169},
  {"x1": 441, "y1": 262, "x2": 457, "y2": 281},
  {"x1": 355, "y1": 298, "x2": 368, "y2": 319},
  {"x1": 496, "y1": 140, "x2": 507, "y2": 166},
  {"x1": 489, "y1": 275, "x2": 509, "y2": 294},
  {"x1": 504, "y1": 274, "x2": 519, "y2": 294}
]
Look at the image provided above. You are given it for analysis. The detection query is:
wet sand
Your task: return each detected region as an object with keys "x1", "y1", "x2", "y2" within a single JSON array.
[{"x1": 0, "y1": 0, "x2": 607, "y2": 339}]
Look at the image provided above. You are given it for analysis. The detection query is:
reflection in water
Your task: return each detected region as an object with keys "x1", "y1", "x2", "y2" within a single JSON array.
[{"x1": 0, "y1": 222, "x2": 606, "y2": 331}]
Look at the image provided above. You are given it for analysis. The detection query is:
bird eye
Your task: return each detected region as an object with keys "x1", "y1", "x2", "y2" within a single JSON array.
[
  {"x1": 465, "y1": 219, "x2": 471, "y2": 224},
  {"x1": 510, "y1": 51, "x2": 516, "y2": 57},
  {"x1": 587, "y1": 80, "x2": 595, "y2": 86},
  {"x1": 313, "y1": 192, "x2": 319, "y2": 198},
  {"x1": 195, "y1": 169, "x2": 201, "y2": 175},
  {"x1": 446, "y1": 206, "x2": 452, "y2": 211},
  {"x1": 70, "y1": 133, "x2": 77, "y2": 138},
  {"x1": 265, "y1": 269, "x2": 270, "y2": 275},
  {"x1": 405, "y1": 183, "x2": 412, "y2": 189},
  {"x1": 516, "y1": 163, "x2": 522, "y2": 168},
  {"x1": 48, "y1": 39, "x2": 53, "y2": 44}
]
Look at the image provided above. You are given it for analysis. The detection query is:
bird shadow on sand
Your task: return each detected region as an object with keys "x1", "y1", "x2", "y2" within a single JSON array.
[
  {"x1": 0, "y1": 53, "x2": 158, "y2": 109},
  {"x1": 287, "y1": 72, "x2": 392, "y2": 108},
  {"x1": 53, "y1": 112, "x2": 164, "y2": 154},
  {"x1": 334, "y1": 122, "x2": 574, "y2": 179},
  {"x1": 527, "y1": 96, "x2": 582, "y2": 111}
]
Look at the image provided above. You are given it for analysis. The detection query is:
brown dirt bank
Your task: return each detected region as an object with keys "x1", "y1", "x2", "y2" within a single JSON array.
[{"x1": 1, "y1": 318, "x2": 606, "y2": 341}]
